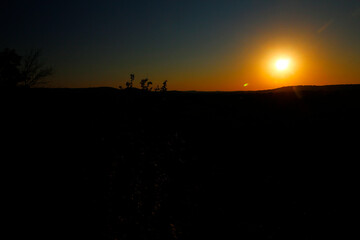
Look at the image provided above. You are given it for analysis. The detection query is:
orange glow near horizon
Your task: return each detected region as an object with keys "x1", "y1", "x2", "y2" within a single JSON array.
[
  {"x1": 50, "y1": 38, "x2": 360, "y2": 91},
  {"x1": 170, "y1": 34, "x2": 360, "y2": 91},
  {"x1": 247, "y1": 43, "x2": 312, "y2": 90}
]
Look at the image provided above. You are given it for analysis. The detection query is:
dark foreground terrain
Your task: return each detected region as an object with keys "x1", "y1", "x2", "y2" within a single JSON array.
[{"x1": 3, "y1": 85, "x2": 360, "y2": 239}]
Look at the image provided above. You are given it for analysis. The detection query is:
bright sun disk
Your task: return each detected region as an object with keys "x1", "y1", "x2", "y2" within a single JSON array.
[{"x1": 275, "y1": 59, "x2": 290, "y2": 71}]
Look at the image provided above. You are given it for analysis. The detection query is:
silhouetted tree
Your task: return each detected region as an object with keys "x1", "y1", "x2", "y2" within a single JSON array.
[
  {"x1": 161, "y1": 80, "x2": 168, "y2": 92},
  {"x1": 0, "y1": 48, "x2": 53, "y2": 88},
  {"x1": 20, "y1": 49, "x2": 53, "y2": 88},
  {"x1": 0, "y1": 48, "x2": 22, "y2": 88}
]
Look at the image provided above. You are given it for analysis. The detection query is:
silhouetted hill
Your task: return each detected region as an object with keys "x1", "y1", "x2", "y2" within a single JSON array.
[{"x1": 3, "y1": 85, "x2": 359, "y2": 239}]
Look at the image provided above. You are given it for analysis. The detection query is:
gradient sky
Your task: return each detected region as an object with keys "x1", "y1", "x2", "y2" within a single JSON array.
[{"x1": 1, "y1": 0, "x2": 359, "y2": 90}]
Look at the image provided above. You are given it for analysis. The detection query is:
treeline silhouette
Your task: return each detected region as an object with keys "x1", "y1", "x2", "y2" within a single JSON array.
[{"x1": 0, "y1": 48, "x2": 53, "y2": 88}]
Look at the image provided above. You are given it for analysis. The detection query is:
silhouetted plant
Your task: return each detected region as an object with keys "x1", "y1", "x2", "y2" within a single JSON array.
[
  {"x1": 126, "y1": 74, "x2": 135, "y2": 89},
  {"x1": 140, "y1": 78, "x2": 148, "y2": 90},
  {"x1": 140, "y1": 78, "x2": 153, "y2": 91},
  {"x1": 0, "y1": 48, "x2": 22, "y2": 88},
  {"x1": 161, "y1": 80, "x2": 168, "y2": 92},
  {"x1": 154, "y1": 85, "x2": 160, "y2": 92},
  {"x1": 20, "y1": 49, "x2": 53, "y2": 88},
  {"x1": 146, "y1": 81, "x2": 153, "y2": 91}
]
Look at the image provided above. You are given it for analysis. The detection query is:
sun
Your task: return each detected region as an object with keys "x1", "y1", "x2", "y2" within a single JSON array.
[
  {"x1": 264, "y1": 51, "x2": 298, "y2": 82},
  {"x1": 275, "y1": 58, "x2": 290, "y2": 71}
]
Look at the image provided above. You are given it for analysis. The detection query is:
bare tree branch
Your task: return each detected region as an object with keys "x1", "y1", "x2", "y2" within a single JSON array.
[{"x1": 20, "y1": 49, "x2": 53, "y2": 88}]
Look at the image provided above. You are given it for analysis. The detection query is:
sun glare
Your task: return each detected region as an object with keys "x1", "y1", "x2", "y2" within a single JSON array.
[
  {"x1": 264, "y1": 54, "x2": 296, "y2": 82},
  {"x1": 275, "y1": 59, "x2": 290, "y2": 71}
]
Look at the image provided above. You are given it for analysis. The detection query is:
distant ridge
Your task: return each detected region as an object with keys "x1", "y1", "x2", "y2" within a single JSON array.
[
  {"x1": 7, "y1": 84, "x2": 360, "y2": 95},
  {"x1": 269, "y1": 84, "x2": 360, "y2": 93},
  {"x1": 166, "y1": 84, "x2": 360, "y2": 94}
]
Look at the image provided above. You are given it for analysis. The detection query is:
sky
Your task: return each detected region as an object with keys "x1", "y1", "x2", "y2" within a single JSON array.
[{"x1": 1, "y1": 0, "x2": 360, "y2": 90}]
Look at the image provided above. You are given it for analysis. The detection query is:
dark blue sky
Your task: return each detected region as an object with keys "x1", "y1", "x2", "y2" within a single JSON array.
[{"x1": 1, "y1": 0, "x2": 359, "y2": 90}]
